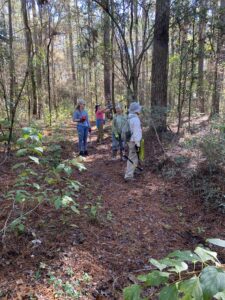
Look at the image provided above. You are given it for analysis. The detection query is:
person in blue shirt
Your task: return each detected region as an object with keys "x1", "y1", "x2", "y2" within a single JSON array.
[{"x1": 73, "y1": 99, "x2": 91, "y2": 156}]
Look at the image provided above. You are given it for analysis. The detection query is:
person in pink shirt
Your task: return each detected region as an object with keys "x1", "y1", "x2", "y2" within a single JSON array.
[{"x1": 95, "y1": 104, "x2": 109, "y2": 143}]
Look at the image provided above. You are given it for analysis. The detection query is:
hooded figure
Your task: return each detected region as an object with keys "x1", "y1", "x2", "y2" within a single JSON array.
[{"x1": 124, "y1": 102, "x2": 142, "y2": 181}]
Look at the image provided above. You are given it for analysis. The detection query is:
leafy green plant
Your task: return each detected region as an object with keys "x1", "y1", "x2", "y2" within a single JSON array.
[
  {"x1": 123, "y1": 239, "x2": 225, "y2": 300},
  {"x1": 199, "y1": 134, "x2": 225, "y2": 171},
  {"x1": 16, "y1": 127, "x2": 43, "y2": 160},
  {"x1": 47, "y1": 271, "x2": 91, "y2": 299},
  {"x1": 1, "y1": 129, "x2": 86, "y2": 238},
  {"x1": 84, "y1": 202, "x2": 102, "y2": 221}
]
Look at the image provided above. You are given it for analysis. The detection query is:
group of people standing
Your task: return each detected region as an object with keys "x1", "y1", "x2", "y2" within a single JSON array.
[{"x1": 72, "y1": 98, "x2": 142, "y2": 181}]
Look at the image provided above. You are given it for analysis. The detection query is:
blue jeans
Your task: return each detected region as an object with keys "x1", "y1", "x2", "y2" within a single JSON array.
[
  {"x1": 77, "y1": 126, "x2": 88, "y2": 152},
  {"x1": 112, "y1": 133, "x2": 124, "y2": 151}
]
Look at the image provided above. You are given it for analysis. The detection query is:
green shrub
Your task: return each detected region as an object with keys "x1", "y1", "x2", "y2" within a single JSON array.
[
  {"x1": 123, "y1": 239, "x2": 225, "y2": 300},
  {"x1": 199, "y1": 134, "x2": 225, "y2": 171}
]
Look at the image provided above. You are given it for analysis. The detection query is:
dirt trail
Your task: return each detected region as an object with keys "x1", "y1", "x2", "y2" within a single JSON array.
[{"x1": 0, "y1": 126, "x2": 224, "y2": 299}]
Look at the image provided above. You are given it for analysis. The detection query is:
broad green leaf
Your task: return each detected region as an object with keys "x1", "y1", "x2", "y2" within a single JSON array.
[
  {"x1": 56, "y1": 163, "x2": 65, "y2": 172},
  {"x1": 29, "y1": 156, "x2": 39, "y2": 164},
  {"x1": 16, "y1": 148, "x2": 28, "y2": 157},
  {"x1": 207, "y1": 239, "x2": 225, "y2": 248},
  {"x1": 17, "y1": 137, "x2": 26, "y2": 146},
  {"x1": 159, "y1": 284, "x2": 178, "y2": 300},
  {"x1": 18, "y1": 223, "x2": 25, "y2": 233},
  {"x1": 194, "y1": 247, "x2": 218, "y2": 263},
  {"x1": 71, "y1": 205, "x2": 80, "y2": 214},
  {"x1": 54, "y1": 197, "x2": 62, "y2": 209},
  {"x1": 45, "y1": 177, "x2": 58, "y2": 185},
  {"x1": 22, "y1": 127, "x2": 32, "y2": 135},
  {"x1": 179, "y1": 276, "x2": 203, "y2": 300},
  {"x1": 64, "y1": 166, "x2": 73, "y2": 176},
  {"x1": 123, "y1": 284, "x2": 144, "y2": 300},
  {"x1": 33, "y1": 183, "x2": 40, "y2": 190},
  {"x1": 200, "y1": 266, "x2": 225, "y2": 300},
  {"x1": 137, "y1": 270, "x2": 169, "y2": 287},
  {"x1": 160, "y1": 258, "x2": 188, "y2": 273},
  {"x1": 69, "y1": 181, "x2": 81, "y2": 191},
  {"x1": 214, "y1": 291, "x2": 225, "y2": 300},
  {"x1": 149, "y1": 258, "x2": 167, "y2": 271},
  {"x1": 168, "y1": 261, "x2": 188, "y2": 273},
  {"x1": 62, "y1": 195, "x2": 74, "y2": 207},
  {"x1": 70, "y1": 159, "x2": 86, "y2": 171},
  {"x1": 15, "y1": 190, "x2": 27, "y2": 203},
  {"x1": 33, "y1": 147, "x2": 44, "y2": 155},
  {"x1": 38, "y1": 132, "x2": 43, "y2": 140},
  {"x1": 168, "y1": 250, "x2": 199, "y2": 263},
  {"x1": 30, "y1": 134, "x2": 40, "y2": 142}
]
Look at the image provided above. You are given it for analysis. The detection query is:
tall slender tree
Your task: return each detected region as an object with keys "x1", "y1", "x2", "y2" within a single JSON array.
[{"x1": 151, "y1": 0, "x2": 170, "y2": 131}]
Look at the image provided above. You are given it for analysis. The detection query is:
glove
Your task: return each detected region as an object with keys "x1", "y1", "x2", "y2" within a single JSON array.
[
  {"x1": 80, "y1": 116, "x2": 86, "y2": 122},
  {"x1": 88, "y1": 127, "x2": 92, "y2": 133}
]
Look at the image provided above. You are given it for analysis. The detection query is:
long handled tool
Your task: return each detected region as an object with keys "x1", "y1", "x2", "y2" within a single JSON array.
[{"x1": 123, "y1": 155, "x2": 143, "y2": 171}]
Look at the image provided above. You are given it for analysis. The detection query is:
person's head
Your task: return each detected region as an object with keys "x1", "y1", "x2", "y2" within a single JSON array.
[
  {"x1": 115, "y1": 104, "x2": 122, "y2": 114},
  {"x1": 129, "y1": 102, "x2": 142, "y2": 115},
  {"x1": 76, "y1": 98, "x2": 86, "y2": 111},
  {"x1": 95, "y1": 104, "x2": 101, "y2": 113}
]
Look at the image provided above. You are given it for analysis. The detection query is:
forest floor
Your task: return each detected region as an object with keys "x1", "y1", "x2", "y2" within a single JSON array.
[{"x1": 0, "y1": 119, "x2": 225, "y2": 300}]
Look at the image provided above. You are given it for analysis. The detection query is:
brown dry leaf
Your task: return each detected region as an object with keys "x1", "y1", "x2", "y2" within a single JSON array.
[{"x1": 16, "y1": 279, "x2": 24, "y2": 285}]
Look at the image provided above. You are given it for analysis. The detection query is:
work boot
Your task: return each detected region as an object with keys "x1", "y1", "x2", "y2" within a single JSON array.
[
  {"x1": 112, "y1": 150, "x2": 117, "y2": 160},
  {"x1": 124, "y1": 177, "x2": 136, "y2": 182},
  {"x1": 120, "y1": 150, "x2": 126, "y2": 161},
  {"x1": 84, "y1": 150, "x2": 88, "y2": 156}
]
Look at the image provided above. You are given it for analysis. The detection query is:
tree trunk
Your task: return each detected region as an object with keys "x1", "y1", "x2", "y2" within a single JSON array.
[
  {"x1": 68, "y1": 1, "x2": 77, "y2": 106},
  {"x1": 197, "y1": 0, "x2": 207, "y2": 113},
  {"x1": 8, "y1": 0, "x2": 15, "y2": 119},
  {"x1": 150, "y1": 0, "x2": 170, "y2": 131},
  {"x1": 211, "y1": 0, "x2": 225, "y2": 117},
  {"x1": 103, "y1": 0, "x2": 111, "y2": 106},
  {"x1": 21, "y1": 0, "x2": 38, "y2": 117}
]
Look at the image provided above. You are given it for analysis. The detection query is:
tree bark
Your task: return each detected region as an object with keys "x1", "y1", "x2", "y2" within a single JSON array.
[
  {"x1": 103, "y1": 0, "x2": 111, "y2": 106},
  {"x1": 150, "y1": 0, "x2": 170, "y2": 131},
  {"x1": 197, "y1": 0, "x2": 207, "y2": 113},
  {"x1": 68, "y1": 1, "x2": 77, "y2": 106},
  {"x1": 8, "y1": 0, "x2": 15, "y2": 118},
  {"x1": 211, "y1": 0, "x2": 225, "y2": 117},
  {"x1": 21, "y1": 0, "x2": 38, "y2": 117}
]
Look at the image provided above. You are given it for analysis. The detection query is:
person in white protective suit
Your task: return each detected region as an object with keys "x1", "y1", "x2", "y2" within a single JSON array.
[{"x1": 124, "y1": 102, "x2": 142, "y2": 181}]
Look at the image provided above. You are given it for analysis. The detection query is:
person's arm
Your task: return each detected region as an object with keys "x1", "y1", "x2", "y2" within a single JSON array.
[
  {"x1": 100, "y1": 108, "x2": 110, "y2": 113},
  {"x1": 73, "y1": 111, "x2": 80, "y2": 122},
  {"x1": 131, "y1": 118, "x2": 142, "y2": 146},
  {"x1": 112, "y1": 117, "x2": 118, "y2": 136},
  {"x1": 73, "y1": 111, "x2": 86, "y2": 123},
  {"x1": 86, "y1": 112, "x2": 91, "y2": 128}
]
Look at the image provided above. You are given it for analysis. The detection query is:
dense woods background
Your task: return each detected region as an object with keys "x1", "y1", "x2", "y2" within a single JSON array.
[
  {"x1": 1, "y1": 1, "x2": 225, "y2": 299},
  {"x1": 1, "y1": 0, "x2": 225, "y2": 139}
]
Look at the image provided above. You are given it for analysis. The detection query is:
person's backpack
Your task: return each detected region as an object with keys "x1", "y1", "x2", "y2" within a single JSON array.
[{"x1": 121, "y1": 116, "x2": 133, "y2": 142}]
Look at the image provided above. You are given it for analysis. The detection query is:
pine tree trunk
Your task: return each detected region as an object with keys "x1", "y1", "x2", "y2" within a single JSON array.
[
  {"x1": 21, "y1": 0, "x2": 38, "y2": 117},
  {"x1": 103, "y1": 0, "x2": 111, "y2": 106},
  {"x1": 151, "y1": 0, "x2": 170, "y2": 131},
  {"x1": 211, "y1": 0, "x2": 225, "y2": 117},
  {"x1": 197, "y1": 0, "x2": 207, "y2": 113},
  {"x1": 68, "y1": 2, "x2": 77, "y2": 106}
]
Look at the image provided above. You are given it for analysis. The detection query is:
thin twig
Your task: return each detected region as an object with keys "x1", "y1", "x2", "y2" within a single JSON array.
[
  {"x1": 150, "y1": 118, "x2": 167, "y2": 158},
  {"x1": 2, "y1": 199, "x2": 16, "y2": 241},
  {"x1": 0, "y1": 202, "x2": 42, "y2": 239}
]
